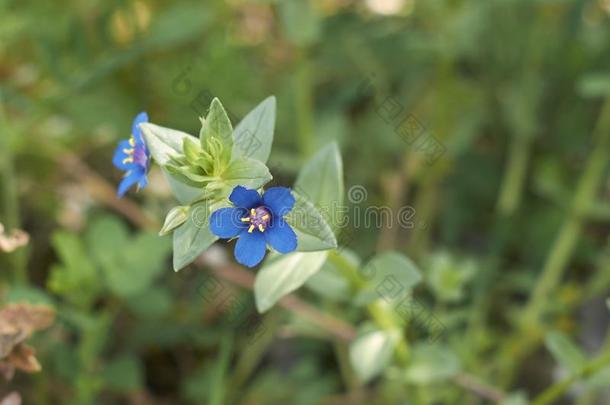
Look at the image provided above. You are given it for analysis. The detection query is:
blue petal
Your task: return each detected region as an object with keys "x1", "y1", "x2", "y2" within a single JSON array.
[
  {"x1": 117, "y1": 167, "x2": 145, "y2": 197},
  {"x1": 131, "y1": 112, "x2": 149, "y2": 145},
  {"x1": 229, "y1": 186, "x2": 261, "y2": 209},
  {"x1": 265, "y1": 218, "x2": 297, "y2": 253},
  {"x1": 113, "y1": 140, "x2": 136, "y2": 170},
  {"x1": 234, "y1": 230, "x2": 267, "y2": 267},
  {"x1": 138, "y1": 174, "x2": 148, "y2": 189},
  {"x1": 209, "y1": 207, "x2": 248, "y2": 238},
  {"x1": 262, "y1": 187, "x2": 295, "y2": 217}
]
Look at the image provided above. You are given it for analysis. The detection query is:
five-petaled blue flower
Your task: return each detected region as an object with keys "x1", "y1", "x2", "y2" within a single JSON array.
[
  {"x1": 210, "y1": 186, "x2": 298, "y2": 267},
  {"x1": 113, "y1": 112, "x2": 150, "y2": 197}
]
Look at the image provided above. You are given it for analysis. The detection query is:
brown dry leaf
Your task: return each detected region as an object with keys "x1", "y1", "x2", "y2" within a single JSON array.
[
  {"x1": 0, "y1": 303, "x2": 55, "y2": 380},
  {"x1": 0, "y1": 224, "x2": 29, "y2": 253},
  {"x1": 2, "y1": 344, "x2": 41, "y2": 373}
]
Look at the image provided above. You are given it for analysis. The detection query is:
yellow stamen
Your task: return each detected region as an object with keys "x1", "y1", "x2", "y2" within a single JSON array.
[
  {"x1": 122, "y1": 157, "x2": 134, "y2": 164},
  {"x1": 129, "y1": 137, "x2": 135, "y2": 147},
  {"x1": 241, "y1": 217, "x2": 251, "y2": 222},
  {"x1": 261, "y1": 214, "x2": 269, "y2": 221},
  {"x1": 250, "y1": 208, "x2": 256, "y2": 216},
  {"x1": 123, "y1": 148, "x2": 134, "y2": 155},
  {"x1": 258, "y1": 224, "x2": 265, "y2": 232},
  {"x1": 248, "y1": 225, "x2": 255, "y2": 233}
]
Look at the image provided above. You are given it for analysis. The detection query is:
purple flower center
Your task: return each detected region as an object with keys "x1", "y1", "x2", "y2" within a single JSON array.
[
  {"x1": 133, "y1": 144, "x2": 149, "y2": 168},
  {"x1": 242, "y1": 206, "x2": 272, "y2": 233}
]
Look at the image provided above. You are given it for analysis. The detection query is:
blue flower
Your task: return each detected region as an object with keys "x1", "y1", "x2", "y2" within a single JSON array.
[
  {"x1": 210, "y1": 186, "x2": 298, "y2": 267},
  {"x1": 113, "y1": 112, "x2": 150, "y2": 197}
]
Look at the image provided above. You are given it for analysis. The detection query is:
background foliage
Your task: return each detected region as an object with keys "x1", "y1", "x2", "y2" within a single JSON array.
[{"x1": 1, "y1": 0, "x2": 610, "y2": 403}]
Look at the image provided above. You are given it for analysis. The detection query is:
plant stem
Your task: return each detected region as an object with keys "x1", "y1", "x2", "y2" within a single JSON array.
[
  {"x1": 532, "y1": 350, "x2": 610, "y2": 405},
  {"x1": 209, "y1": 332, "x2": 234, "y2": 405},
  {"x1": 501, "y1": 97, "x2": 610, "y2": 384},
  {"x1": 521, "y1": 98, "x2": 610, "y2": 327},
  {"x1": 497, "y1": 133, "x2": 532, "y2": 216}
]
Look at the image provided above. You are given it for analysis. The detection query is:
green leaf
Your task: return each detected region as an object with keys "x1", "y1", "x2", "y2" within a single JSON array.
[
  {"x1": 48, "y1": 232, "x2": 100, "y2": 307},
  {"x1": 284, "y1": 192, "x2": 337, "y2": 252},
  {"x1": 355, "y1": 252, "x2": 422, "y2": 305},
  {"x1": 140, "y1": 122, "x2": 195, "y2": 165},
  {"x1": 200, "y1": 98, "x2": 233, "y2": 163},
  {"x1": 254, "y1": 251, "x2": 328, "y2": 312},
  {"x1": 163, "y1": 169, "x2": 204, "y2": 205},
  {"x1": 221, "y1": 157, "x2": 272, "y2": 190},
  {"x1": 305, "y1": 258, "x2": 351, "y2": 302},
  {"x1": 577, "y1": 74, "x2": 610, "y2": 98},
  {"x1": 544, "y1": 331, "x2": 587, "y2": 373},
  {"x1": 232, "y1": 96, "x2": 276, "y2": 163},
  {"x1": 100, "y1": 233, "x2": 171, "y2": 298},
  {"x1": 172, "y1": 201, "x2": 218, "y2": 271},
  {"x1": 102, "y1": 355, "x2": 144, "y2": 392},
  {"x1": 349, "y1": 329, "x2": 398, "y2": 383},
  {"x1": 159, "y1": 206, "x2": 190, "y2": 236},
  {"x1": 127, "y1": 287, "x2": 172, "y2": 319},
  {"x1": 86, "y1": 216, "x2": 129, "y2": 266},
  {"x1": 405, "y1": 344, "x2": 461, "y2": 384},
  {"x1": 183, "y1": 137, "x2": 202, "y2": 163},
  {"x1": 7, "y1": 286, "x2": 54, "y2": 306},
  {"x1": 294, "y1": 143, "x2": 344, "y2": 228}
]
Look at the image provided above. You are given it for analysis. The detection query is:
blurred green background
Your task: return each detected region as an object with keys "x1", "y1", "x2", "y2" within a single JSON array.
[{"x1": 1, "y1": 0, "x2": 610, "y2": 403}]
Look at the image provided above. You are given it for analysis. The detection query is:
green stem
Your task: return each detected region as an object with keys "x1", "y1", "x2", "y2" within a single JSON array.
[
  {"x1": 532, "y1": 350, "x2": 610, "y2": 405},
  {"x1": 521, "y1": 98, "x2": 610, "y2": 327},
  {"x1": 501, "y1": 98, "x2": 610, "y2": 384},
  {"x1": 497, "y1": 134, "x2": 532, "y2": 216},
  {"x1": 209, "y1": 332, "x2": 234, "y2": 405}
]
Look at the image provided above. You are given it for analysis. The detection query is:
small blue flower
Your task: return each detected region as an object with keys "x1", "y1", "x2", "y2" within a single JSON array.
[
  {"x1": 210, "y1": 186, "x2": 298, "y2": 267},
  {"x1": 113, "y1": 112, "x2": 150, "y2": 197}
]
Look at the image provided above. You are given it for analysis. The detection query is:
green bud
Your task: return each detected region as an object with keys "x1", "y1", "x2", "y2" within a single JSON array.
[
  {"x1": 159, "y1": 206, "x2": 190, "y2": 236},
  {"x1": 183, "y1": 138, "x2": 201, "y2": 164}
]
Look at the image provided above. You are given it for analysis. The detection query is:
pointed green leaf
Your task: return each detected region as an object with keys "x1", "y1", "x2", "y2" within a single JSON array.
[
  {"x1": 254, "y1": 251, "x2": 328, "y2": 312},
  {"x1": 139, "y1": 122, "x2": 194, "y2": 165},
  {"x1": 221, "y1": 157, "x2": 272, "y2": 190},
  {"x1": 232, "y1": 96, "x2": 276, "y2": 163},
  {"x1": 172, "y1": 201, "x2": 218, "y2": 271},
  {"x1": 545, "y1": 331, "x2": 587, "y2": 373},
  {"x1": 200, "y1": 98, "x2": 233, "y2": 163},
  {"x1": 294, "y1": 143, "x2": 344, "y2": 227},
  {"x1": 162, "y1": 169, "x2": 205, "y2": 204},
  {"x1": 284, "y1": 191, "x2": 337, "y2": 252},
  {"x1": 349, "y1": 329, "x2": 398, "y2": 383},
  {"x1": 183, "y1": 137, "x2": 202, "y2": 163}
]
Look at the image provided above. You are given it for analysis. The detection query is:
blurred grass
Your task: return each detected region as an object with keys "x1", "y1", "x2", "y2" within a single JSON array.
[{"x1": 1, "y1": 0, "x2": 610, "y2": 403}]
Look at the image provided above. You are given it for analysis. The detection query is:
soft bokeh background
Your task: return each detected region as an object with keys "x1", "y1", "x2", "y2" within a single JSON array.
[{"x1": 1, "y1": 0, "x2": 610, "y2": 403}]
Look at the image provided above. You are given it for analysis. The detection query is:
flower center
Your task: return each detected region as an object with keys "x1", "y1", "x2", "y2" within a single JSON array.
[
  {"x1": 122, "y1": 136, "x2": 149, "y2": 169},
  {"x1": 241, "y1": 206, "x2": 271, "y2": 233}
]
